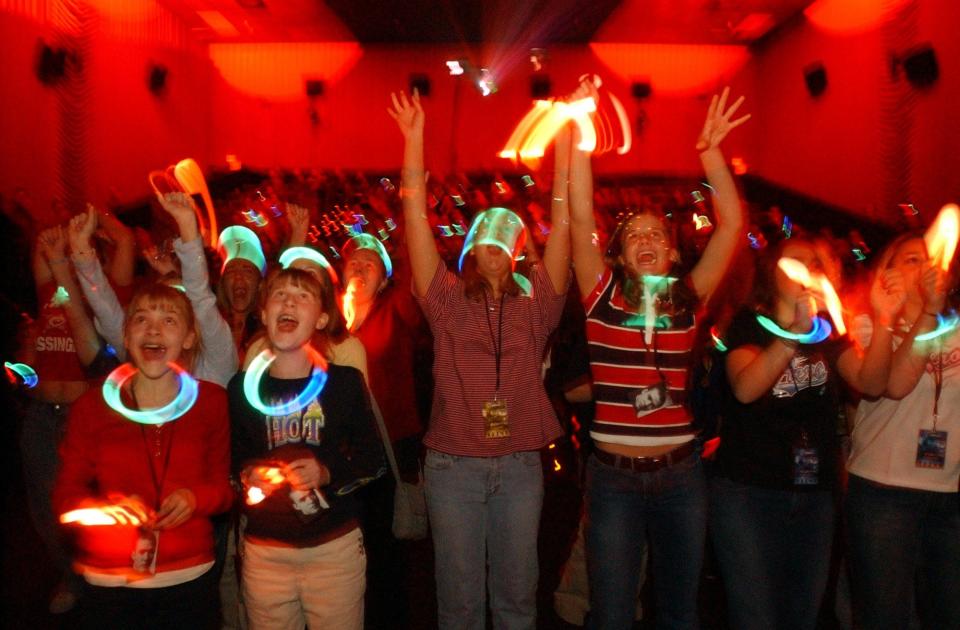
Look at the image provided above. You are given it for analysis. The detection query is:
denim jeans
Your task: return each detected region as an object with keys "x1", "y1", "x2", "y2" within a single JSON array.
[
  {"x1": 846, "y1": 474, "x2": 960, "y2": 630},
  {"x1": 585, "y1": 450, "x2": 707, "y2": 630},
  {"x1": 709, "y1": 476, "x2": 834, "y2": 630},
  {"x1": 424, "y1": 448, "x2": 544, "y2": 630}
]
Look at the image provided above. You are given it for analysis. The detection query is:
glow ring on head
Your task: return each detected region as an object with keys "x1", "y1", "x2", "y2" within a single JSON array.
[
  {"x1": 243, "y1": 347, "x2": 328, "y2": 416},
  {"x1": 756, "y1": 314, "x2": 832, "y2": 344},
  {"x1": 344, "y1": 234, "x2": 393, "y2": 279},
  {"x1": 279, "y1": 247, "x2": 339, "y2": 285},
  {"x1": 102, "y1": 363, "x2": 199, "y2": 425},
  {"x1": 4, "y1": 362, "x2": 38, "y2": 388},
  {"x1": 915, "y1": 312, "x2": 960, "y2": 342}
]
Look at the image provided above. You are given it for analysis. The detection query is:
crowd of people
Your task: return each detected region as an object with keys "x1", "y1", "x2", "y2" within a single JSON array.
[{"x1": 3, "y1": 81, "x2": 958, "y2": 630}]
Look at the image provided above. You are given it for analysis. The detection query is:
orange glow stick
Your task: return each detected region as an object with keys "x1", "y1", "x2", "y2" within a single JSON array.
[
  {"x1": 60, "y1": 505, "x2": 146, "y2": 527},
  {"x1": 777, "y1": 258, "x2": 846, "y2": 335},
  {"x1": 924, "y1": 203, "x2": 960, "y2": 271},
  {"x1": 342, "y1": 278, "x2": 359, "y2": 331}
]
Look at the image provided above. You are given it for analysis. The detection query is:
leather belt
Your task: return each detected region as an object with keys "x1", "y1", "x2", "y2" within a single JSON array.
[{"x1": 593, "y1": 441, "x2": 696, "y2": 473}]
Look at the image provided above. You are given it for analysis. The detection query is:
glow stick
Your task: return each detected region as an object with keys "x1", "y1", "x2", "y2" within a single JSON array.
[
  {"x1": 924, "y1": 203, "x2": 960, "y2": 271},
  {"x1": 243, "y1": 347, "x2": 327, "y2": 416},
  {"x1": 102, "y1": 363, "x2": 199, "y2": 425},
  {"x1": 5, "y1": 362, "x2": 38, "y2": 388}
]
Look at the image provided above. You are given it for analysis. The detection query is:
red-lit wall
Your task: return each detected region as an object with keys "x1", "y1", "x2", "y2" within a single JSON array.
[{"x1": 744, "y1": 0, "x2": 960, "y2": 222}]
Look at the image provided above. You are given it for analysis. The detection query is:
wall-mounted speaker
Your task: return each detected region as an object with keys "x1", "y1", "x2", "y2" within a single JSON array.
[
  {"x1": 305, "y1": 79, "x2": 325, "y2": 98},
  {"x1": 148, "y1": 63, "x2": 168, "y2": 95},
  {"x1": 902, "y1": 45, "x2": 938, "y2": 88},
  {"x1": 35, "y1": 40, "x2": 67, "y2": 85},
  {"x1": 804, "y1": 63, "x2": 827, "y2": 98},
  {"x1": 530, "y1": 76, "x2": 551, "y2": 99},
  {"x1": 631, "y1": 81, "x2": 652, "y2": 99},
  {"x1": 410, "y1": 74, "x2": 431, "y2": 97}
]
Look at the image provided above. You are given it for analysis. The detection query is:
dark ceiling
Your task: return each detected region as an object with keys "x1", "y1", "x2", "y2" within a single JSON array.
[{"x1": 322, "y1": 0, "x2": 623, "y2": 44}]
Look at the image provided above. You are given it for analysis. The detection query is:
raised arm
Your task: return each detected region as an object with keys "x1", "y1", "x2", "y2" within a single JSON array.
[
  {"x1": 159, "y1": 192, "x2": 238, "y2": 386},
  {"x1": 95, "y1": 205, "x2": 136, "y2": 288},
  {"x1": 542, "y1": 125, "x2": 572, "y2": 295},
  {"x1": 388, "y1": 90, "x2": 440, "y2": 297},
  {"x1": 568, "y1": 109, "x2": 605, "y2": 297},
  {"x1": 38, "y1": 225, "x2": 101, "y2": 366},
  {"x1": 285, "y1": 203, "x2": 310, "y2": 248},
  {"x1": 836, "y1": 268, "x2": 905, "y2": 396},
  {"x1": 689, "y1": 88, "x2": 750, "y2": 302},
  {"x1": 886, "y1": 265, "x2": 947, "y2": 399},
  {"x1": 68, "y1": 207, "x2": 126, "y2": 359}
]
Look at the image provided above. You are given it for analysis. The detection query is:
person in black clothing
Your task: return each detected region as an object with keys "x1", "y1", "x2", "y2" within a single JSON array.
[
  {"x1": 228, "y1": 267, "x2": 385, "y2": 629},
  {"x1": 709, "y1": 237, "x2": 902, "y2": 630}
]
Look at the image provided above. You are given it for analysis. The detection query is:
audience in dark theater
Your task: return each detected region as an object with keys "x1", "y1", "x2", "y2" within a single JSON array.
[{"x1": 3, "y1": 1, "x2": 960, "y2": 629}]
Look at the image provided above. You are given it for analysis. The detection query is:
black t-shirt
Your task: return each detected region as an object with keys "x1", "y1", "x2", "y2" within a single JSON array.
[
  {"x1": 715, "y1": 309, "x2": 850, "y2": 490},
  {"x1": 229, "y1": 363, "x2": 386, "y2": 546}
]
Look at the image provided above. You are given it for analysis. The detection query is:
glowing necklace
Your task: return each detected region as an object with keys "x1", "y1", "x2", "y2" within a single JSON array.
[
  {"x1": 756, "y1": 313, "x2": 832, "y2": 344},
  {"x1": 916, "y1": 312, "x2": 960, "y2": 342},
  {"x1": 243, "y1": 346, "x2": 328, "y2": 416},
  {"x1": 102, "y1": 363, "x2": 199, "y2": 425}
]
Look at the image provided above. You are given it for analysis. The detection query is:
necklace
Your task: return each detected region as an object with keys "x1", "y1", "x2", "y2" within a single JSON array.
[
  {"x1": 243, "y1": 346, "x2": 328, "y2": 416},
  {"x1": 102, "y1": 363, "x2": 199, "y2": 425}
]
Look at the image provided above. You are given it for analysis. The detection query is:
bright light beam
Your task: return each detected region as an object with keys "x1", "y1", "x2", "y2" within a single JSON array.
[{"x1": 924, "y1": 203, "x2": 960, "y2": 271}]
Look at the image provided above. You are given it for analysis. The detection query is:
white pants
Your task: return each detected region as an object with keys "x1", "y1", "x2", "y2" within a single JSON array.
[{"x1": 242, "y1": 528, "x2": 366, "y2": 630}]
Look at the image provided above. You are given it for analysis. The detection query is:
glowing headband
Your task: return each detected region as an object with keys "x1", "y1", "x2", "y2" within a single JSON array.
[
  {"x1": 279, "y1": 247, "x2": 340, "y2": 285},
  {"x1": 218, "y1": 225, "x2": 266, "y2": 276},
  {"x1": 343, "y1": 233, "x2": 393, "y2": 279},
  {"x1": 243, "y1": 346, "x2": 328, "y2": 416},
  {"x1": 458, "y1": 207, "x2": 528, "y2": 271},
  {"x1": 102, "y1": 363, "x2": 199, "y2": 425}
]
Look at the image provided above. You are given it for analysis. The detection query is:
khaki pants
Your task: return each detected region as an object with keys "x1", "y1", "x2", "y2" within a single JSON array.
[{"x1": 242, "y1": 528, "x2": 366, "y2": 630}]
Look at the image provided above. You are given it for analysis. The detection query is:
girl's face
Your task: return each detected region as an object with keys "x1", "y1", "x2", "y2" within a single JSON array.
[
  {"x1": 776, "y1": 241, "x2": 825, "y2": 302},
  {"x1": 343, "y1": 249, "x2": 387, "y2": 304},
  {"x1": 887, "y1": 238, "x2": 928, "y2": 297},
  {"x1": 261, "y1": 278, "x2": 329, "y2": 352},
  {"x1": 471, "y1": 244, "x2": 513, "y2": 283},
  {"x1": 124, "y1": 298, "x2": 195, "y2": 379},
  {"x1": 620, "y1": 214, "x2": 674, "y2": 278}
]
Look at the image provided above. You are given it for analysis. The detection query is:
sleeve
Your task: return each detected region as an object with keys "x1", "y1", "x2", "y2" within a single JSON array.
[
  {"x1": 724, "y1": 309, "x2": 769, "y2": 352},
  {"x1": 52, "y1": 393, "x2": 99, "y2": 515},
  {"x1": 228, "y1": 373, "x2": 261, "y2": 479},
  {"x1": 174, "y1": 237, "x2": 239, "y2": 387},
  {"x1": 413, "y1": 260, "x2": 460, "y2": 328},
  {"x1": 324, "y1": 370, "x2": 387, "y2": 498},
  {"x1": 582, "y1": 267, "x2": 613, "y2": 316},
  {"x1": 531, "y1": 263, "x2": 569, "y2": 336},
  {"x1": 72, "y1": 256, "x2": 127, "y2": 361},
  {"x1": 187, "y1": 384, "x2": 235, "y2": 517}
]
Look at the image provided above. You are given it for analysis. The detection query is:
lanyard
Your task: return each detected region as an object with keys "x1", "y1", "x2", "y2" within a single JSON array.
[
  {"x1": 933, "y1": 350, "x2": 944, "y2": 431},
  {"x1": 482, "y1": 291, "x2": 506, "y2": 395},
  {"x1": 132, "y1": 384, "x2": 176, "y2": 511}
]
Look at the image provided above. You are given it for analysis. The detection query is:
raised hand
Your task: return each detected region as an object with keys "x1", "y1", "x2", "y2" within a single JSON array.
[
  {"x1": 871, "y1": 268, "x2": 907, "y2": 326},
  {"x1": 156, "y1": 192, "x2": 197, "y2": 224},
  {"x1": 68, "y1": 204, "x2": 97, "y2": 254},
  {"x1": 286, "y1": 203, "x2": 309, "y2": 232},
  {"x1": 920, "y1": 263, "x2": 948, "y2": 315},
  {"x1": 38, "y1": 225, "x2": 67, "y2": 262},
  {"x1": 388, "y1": 90, "x2": 424, "y2": 139},
  {"x1": 696, "y1": 87, "x2": 751, "y2": 152}
]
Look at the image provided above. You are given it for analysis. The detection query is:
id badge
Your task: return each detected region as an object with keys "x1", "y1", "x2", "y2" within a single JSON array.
[
  {"x1": 130, "y1": 528, "x2": 159, "y2": 575},
  {"x1": 630, "y1": 380, "x2": 671, "y2": 417},
  {"x1": 482, "y1": 399, "x2": 509, "y2": 438},
  {"x1": 916, "y1": 430, "x2": 948, "y2": 469},
  {"x1": 793, "y1": 447, "x2": 819, "y2": 486},
  {"x1": 289, "y1": 488, "x2": 330, "y2": 522}
]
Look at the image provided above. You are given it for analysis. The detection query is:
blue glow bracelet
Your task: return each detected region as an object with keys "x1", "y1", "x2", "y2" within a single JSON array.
[{"x1": 756, "y1": 314, "x2": 832, "y2": 344}]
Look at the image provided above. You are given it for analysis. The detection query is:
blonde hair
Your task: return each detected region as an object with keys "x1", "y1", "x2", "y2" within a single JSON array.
[{"x1": 123, "y1": 283, "x2": 203, "y2": 372}]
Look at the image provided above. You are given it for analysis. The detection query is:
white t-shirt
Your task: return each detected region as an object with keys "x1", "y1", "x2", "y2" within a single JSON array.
[{"x1": 848, "y1": 314, "x2": 960, "y2": 492}]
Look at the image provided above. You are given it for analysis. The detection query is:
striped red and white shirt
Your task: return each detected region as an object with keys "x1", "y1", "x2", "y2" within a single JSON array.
[
  {"x1": 584, "y1": 269, "x2": 699, "y2": 446},
  {"x1": 416, "y1": 262, "x2": 566, "y2": 456}
]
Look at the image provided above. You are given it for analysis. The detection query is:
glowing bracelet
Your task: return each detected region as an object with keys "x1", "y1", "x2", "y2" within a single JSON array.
[
  {"x1": 710, "y1": 326, "x2": 728, "y2": 353},
  {"x1": 915, "y1": 312, "x2": 960, "y2": 342},
  {"x1": 756, "y1": 314, "x2": 832, "y2": 344},
  {"x1": 243, "y1": 347, "x2": 328, "y2": 416},
  {"x1": 102, "y1": 363, "x2": 199, "y2": 425},
  {"x1": 4, "y1": 362, "x2": 38, "y2": 388}
]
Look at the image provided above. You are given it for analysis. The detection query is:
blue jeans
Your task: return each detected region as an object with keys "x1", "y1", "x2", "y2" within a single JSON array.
[
  {"x1": 424, "y1": 449, "x2": 543, "y2": 630},
  {"x1": 846, "y1": 474, "x2": 960, "y2": 630},
  {"x1": 585, "y1": 450, "x2": 706, "y2": 630},
  {"x1": 709, "y1": 476, "x2": 834, "y2": 630}
]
